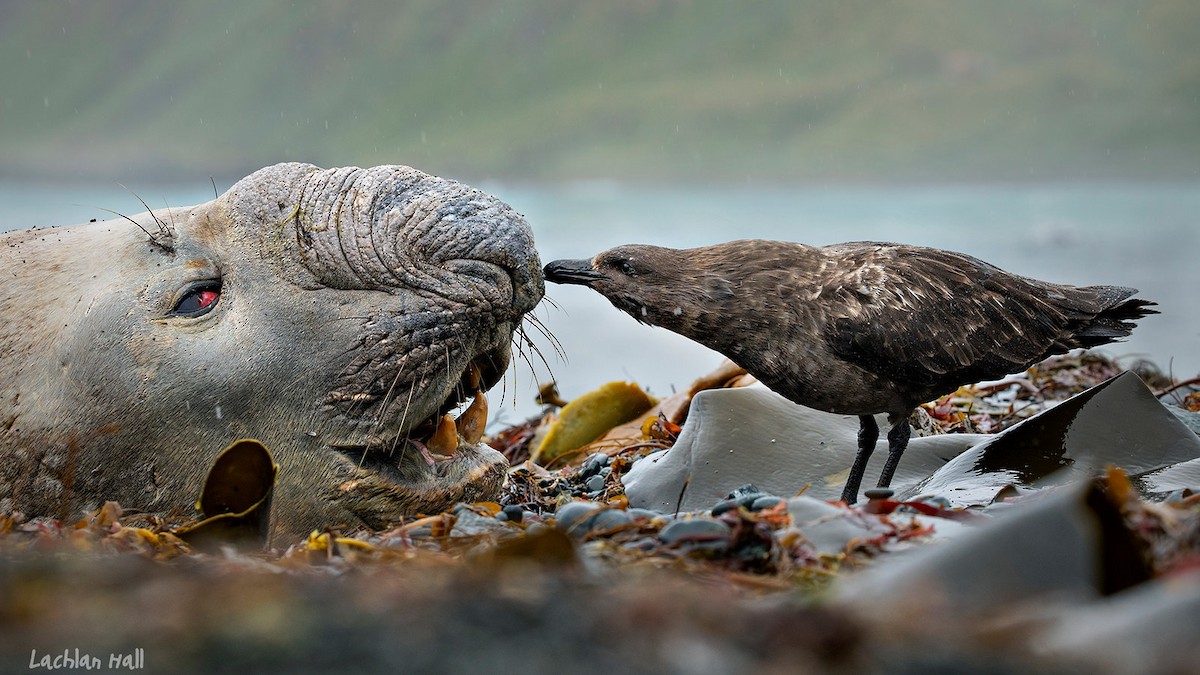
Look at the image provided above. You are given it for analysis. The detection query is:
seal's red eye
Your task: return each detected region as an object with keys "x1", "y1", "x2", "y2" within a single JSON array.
[{"x1": 172, "y1": 281, "x2": 221, "y2": 317}]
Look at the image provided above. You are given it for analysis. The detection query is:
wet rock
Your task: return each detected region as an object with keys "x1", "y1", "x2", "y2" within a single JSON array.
[
  {"x1": 451, "y1": 505, "x2": 509, "y2": 537},
  {"x1": 658, "y1": 518, "x2": 732, "y2": 552},
  {"x1": 621, "y1": 537, "x2": 660, "y2": 553},
  {"x1": 578, "y1": 453, "x2": 611, "y2": 480},
  {"x1": 501, "y1": 505, "x2": 525, "y2": 524},
  {"x1": 903, "y1": 372, "x2": 1200, "y2": 506},
  {"x1": 625, "y1": 374, "x2": 1200, "y2": 515},
  {"x1": 1168, "y1": 405, "x2": 1200, "y2": 437},
  {"x1": 623, "y1": 385, "x2": 987, "y2": 512},
  {"x1": 585, "y1": 475, "x2": 606, "y2": 493},
  {"x1": 785, "y1": 496, "x2": 890, "y2": 555},
  {"x1": 710, "y1": 500, "x2": 740, "y2": 516},
  {"x1": 1134, "y1": 458, "x2": 1200, "y2": 496},
  {"x1": 726, "y1": 484, "x2": 763, "y2": 501},
  {"x1": 835, "y1": 480, "x2": 1151, "y2": 613},
  {"x1": 750, "y1": 496, "x2": 782, "y2": 511},
  {"x1": 587, "y1": 509, "x2": 634, "y2": 533},
  {"x1": 1033, "y1": 568, "x2": 1200, "y2": 674},
  {"x1": 554, "y1": 501, "x2": 603, "y2": 536},
  {"x1": 626, "y1": 508, "x2": 662, "y2": 522}
]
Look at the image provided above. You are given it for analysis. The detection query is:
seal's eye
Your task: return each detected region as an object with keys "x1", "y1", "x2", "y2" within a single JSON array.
[{"x1": 172, "y1": 280, "x2": 221, "y2": 317}]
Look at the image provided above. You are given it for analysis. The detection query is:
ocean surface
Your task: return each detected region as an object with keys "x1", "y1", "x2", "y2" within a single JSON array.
[{"x1": 2, "y1": 180, "x2": 1197, "y2": 427}]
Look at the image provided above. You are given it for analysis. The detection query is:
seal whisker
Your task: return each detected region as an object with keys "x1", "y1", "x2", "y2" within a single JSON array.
[
  {"x1": 386, "y1": 378, "x2": 420, "y2": 465},
  {"x1": 117, "y1": 183, "x2": 174, "y2": 245},
  {"x1": 162, "y1": 198, "x2": 177, "y2": 233},
  {"x1": 508, "y1": 327, "x2": 543, "y2": 395},
  {"x1": 370, "y1": 353, "x2": 411, "y2": 437},
  {"x1": 523, "y1": 313, "x2": 566, "y2": 362},
  {"x1": 94, "y1": 207, "x2": 173, "y2": 254},
  {"x1": 515, "y1": 324, "x2": 558, "y2": 386},
  {"x1": 444, "y1": 343, "x2": 455, "y2": 404}
]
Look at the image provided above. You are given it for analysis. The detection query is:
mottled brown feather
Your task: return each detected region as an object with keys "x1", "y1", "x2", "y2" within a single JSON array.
[{"x1": 546, "y1": 239, "x2": 1156, "y2": 417}]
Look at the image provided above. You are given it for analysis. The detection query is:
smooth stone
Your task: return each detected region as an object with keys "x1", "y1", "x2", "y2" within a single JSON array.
[
  {"x1": 1168, "y1": 405, "x2": 1200, "y2": 437},
  {"x1": 1134, "y1": 457, "x2": 1200, "y2": 496},
  {"x1": 622, "y1": 537, "x2": 659, "y2": 552},
  {"x1": 623, "y1": 385, "x2": 989, "y2": 512},
  {"x1": 501, "y1": 504, "x2": 525, "y2": 523},
  {"x1": 585, "y1": 475, "x2": 606, "y2": 493},
  {"x1": 658, "y1": 518, "x2": 732, "y2": 547},
  {"x1": 785, "y1": 495, "x2": 844, "y2": 523},
  {"x1": 626, "y1": 508, "x2": 661, "y2": 521},
  {"x1": 577, "y1": 456, "x2": 604, "y2": 480},
  {"x1": 834, "y1": 480, "x2": 1151, "y2": 613},
  {"x1": 710, "y1": 499, "x2": 740, "y2": 516},
  {"x1": 785, "y1": 495, "x2": 891, "y2": 555},
  {"x1": 725, "y1": 484, "x2": 763, "y2": 501},
  {"x1": 587, "y1": 509, "x2": 634, "y2": 533},
  {"x1": 554, "y1": 501, "x2": 603, "y2": 534},
  {"x1": 450, "y1": 507, "x2": 508, "y2": 537},
  {"x1": 903, "y1": 372, "x2": 1200, "y2": 506},
  {"x1": 750, "y1": 495, "x2": 782, "y2": 511},
  {"x1": 1032, "y1": 569, "x2": 1200, "y2": 674}
]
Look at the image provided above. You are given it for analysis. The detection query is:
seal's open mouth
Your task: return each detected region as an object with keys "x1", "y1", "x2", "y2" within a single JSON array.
[{"x1": 329, "y1": 356, "x2": 501, "y2": 487}]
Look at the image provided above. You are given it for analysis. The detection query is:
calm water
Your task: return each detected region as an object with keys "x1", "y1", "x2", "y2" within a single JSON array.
[{"x1": 3, "y1": 180, "x2": 1197, "y2": 426}]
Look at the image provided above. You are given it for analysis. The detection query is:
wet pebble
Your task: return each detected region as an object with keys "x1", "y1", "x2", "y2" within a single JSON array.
[
  {"x1": 900, "y1": 495, "x2": 952, "y2": 512},
  {"x1": 585, "y1": 475, "x2": 606, "y2": 493},
  {"x1": 502, "y1": 504, "x2": 525, "y2": 523},
  {"x1": 659, "y1": 518, "x2": 732, "y2": 552},
  {"x1": 587, "y1": 509, "x2": 634, "y2": 533},
  {"x1": 627, "y1": 508, "x2": 663, "y2": 521},
  {"x1": 712, "y1": 489, "x2": 780, "y2": 516},
  {"x1": 750, "y1": 495, "x2": 782, "y2": 511},
  {"x1": 726, "y1": 484, "x2": 763, "y2": 501},
  {"x1": 577, "y1": 452, "x2": 612, "y2": 480},
  {"x1": 622, "y1": 537, "x2": 660, "y2": 553},
  {"x1": 450, "y1": 508, "x2": 508, "y2": 537},
  {"x1": 554, "y1": 501, "x2": 603, "y2": 535},
  {"x1": 711, "y1": 499, "x2": 740, "y2": 516}
]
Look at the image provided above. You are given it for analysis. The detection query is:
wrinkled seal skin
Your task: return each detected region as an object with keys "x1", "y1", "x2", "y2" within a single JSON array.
[{"x1": 0, "y1": 163, "x2": 543, "y2": 542}]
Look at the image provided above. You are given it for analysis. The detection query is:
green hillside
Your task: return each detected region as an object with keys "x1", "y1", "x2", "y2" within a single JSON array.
[{"x1": 1, "y1": 1, "x2": 1197, "y2": 182}]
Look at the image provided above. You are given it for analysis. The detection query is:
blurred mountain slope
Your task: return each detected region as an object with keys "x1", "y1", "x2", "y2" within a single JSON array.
[{"x1": 1, "y1": 1, "x2": 1197, "y2": 182}]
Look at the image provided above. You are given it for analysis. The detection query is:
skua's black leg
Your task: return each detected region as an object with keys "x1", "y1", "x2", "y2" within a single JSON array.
[
  {"x1": 841, "y1": 414, "x2": 879, "y2": 504},
  {"x1": 876, "y1": 414, "x2": 912, "y2": 488}
]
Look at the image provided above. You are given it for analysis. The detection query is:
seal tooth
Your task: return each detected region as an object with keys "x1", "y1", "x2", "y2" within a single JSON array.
[
  {"x1": 459, "y1": 390, "x2": 488, "y2": 444},
  {"x1": 464, "y1": 362, "x2": 482, "y2": 391},
  {"x1": 428, "y1": 414, "x2": 459, "y2": 457}
]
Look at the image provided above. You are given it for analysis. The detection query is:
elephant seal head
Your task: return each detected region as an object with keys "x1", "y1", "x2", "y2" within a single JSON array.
[{"x1": 0, "y1": 162, "x2": 543, "y2": 542}]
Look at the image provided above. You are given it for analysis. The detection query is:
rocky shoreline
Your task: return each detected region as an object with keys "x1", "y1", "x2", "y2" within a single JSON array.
[{"x1": 1, "y1": 354, "x2": 1198, "y2": 673}]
